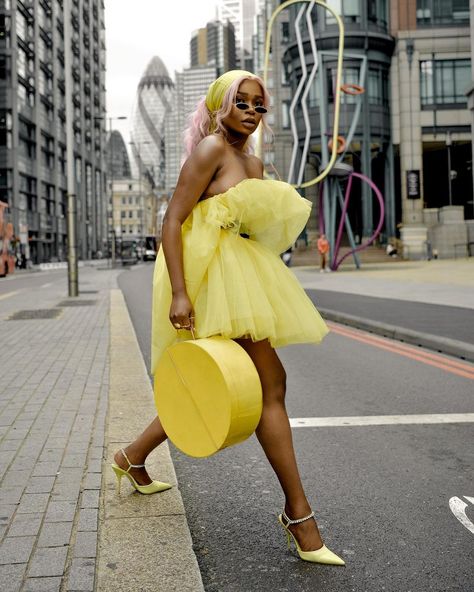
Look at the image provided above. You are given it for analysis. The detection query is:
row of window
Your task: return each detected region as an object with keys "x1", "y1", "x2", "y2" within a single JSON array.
[
  {"x1": 120, "y1": 226, "x2": 140, "y2": 235},
  {"x1": 325, "y1": 0, "x2": 388, "y2": 27},
  {"x1": 121, "y1": 196, "x2": 139, "y2": 205},
  {"x1": 315, "y1": 0, "x2": 470, "y2": 28},
  {"x1": 420, "y1": 59, "x2": 470, "y2": 106},
  {"x1": 121, "y1": 210, "x2": 139, "y2": 219},
  {"x1": 416, "y1": 0, "x2": 469, "y2": 26},
  {"x1": 287, "y1": 57, "x2": 469, "y2": 122}
]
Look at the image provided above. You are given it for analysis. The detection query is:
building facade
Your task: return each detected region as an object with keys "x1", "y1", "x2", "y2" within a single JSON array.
[
  {"x1": 218, "y1": 0, "x2": 264, "y2": 70},
  {"x1": 0, "y1": 0, "x2": 108, "y2": 263},
  {"x1": 191, "y1": 19, "x2": 237, "y2": 76},
  {"x1": 260, "y1": 0, "x2": 472, "y2": 257},
  {"x1": 392, "y1": 0, "x2": 472, "y2": 256},
  {"x1": 164, "y1": 65, "x2": 218, "y2": 193},
  {"x1": 112, "y1": 176, "x2": 156, "y2": 240},
  {"x1": 277, "y1": 0, "x2": 395, "y2": 243}
]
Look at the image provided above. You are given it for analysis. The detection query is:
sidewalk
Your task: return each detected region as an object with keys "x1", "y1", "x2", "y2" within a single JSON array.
[
  {"x1": 293, "y1": 258, "x2": 474, "y2": 361},
  {"x1": 0, "y1": 267, "x2": 203, "y2": 591}
]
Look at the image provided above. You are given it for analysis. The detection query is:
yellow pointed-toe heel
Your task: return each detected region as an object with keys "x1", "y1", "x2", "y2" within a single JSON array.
[
  {"x1": 111, "y1": 449, "x2": 172, "y2": 495},
  {"x1": 278, "y1": 510, "x2": 345, "y2": 566}
]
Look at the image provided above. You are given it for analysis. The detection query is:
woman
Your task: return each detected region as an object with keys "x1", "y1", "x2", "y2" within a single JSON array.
[{"x1": 111, "y1": 70, "x2": 345, "y2": 566}]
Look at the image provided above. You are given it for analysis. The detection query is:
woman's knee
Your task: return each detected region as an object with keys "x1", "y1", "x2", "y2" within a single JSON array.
[{"x1": 262, "y1": 369, "x2": 287, "y2": 406}]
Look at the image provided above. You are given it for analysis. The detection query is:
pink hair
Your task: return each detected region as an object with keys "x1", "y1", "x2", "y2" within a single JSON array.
[{"x1": 182, "y1": 74, "x2": 272, "y2": 161}]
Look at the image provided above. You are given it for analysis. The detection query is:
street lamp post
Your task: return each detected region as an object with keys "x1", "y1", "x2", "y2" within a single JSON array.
[
  {"x1": 446, "y1": 131, "x2": 453, "y2": 207},
  {"x1": 94, "y1": 115, "x2": 127, "y2": 267}
]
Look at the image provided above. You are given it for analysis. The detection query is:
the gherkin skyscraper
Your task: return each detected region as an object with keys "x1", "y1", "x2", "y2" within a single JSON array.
[{"x1": 131, "y1": 56, "x2": 174, "y2": 189}]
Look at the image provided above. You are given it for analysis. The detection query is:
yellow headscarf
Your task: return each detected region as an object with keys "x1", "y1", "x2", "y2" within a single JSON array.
[{"x1": 205, "y1": 69, "x2": 256, "y2": 114}]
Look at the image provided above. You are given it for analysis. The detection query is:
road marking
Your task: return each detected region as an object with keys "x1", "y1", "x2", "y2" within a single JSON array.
[
  {"x1": 449, "y1": 496, "x2": 474, "y2": 535},
  {"x1": 328, "y1": 322, "x2": 474, "y2": 381},
  {"x1": 289, "y1": 413, "x2": 474, "y2": 427},
  {"x1": 0, "y1": 290, "x2": 20, "y2": 301}
]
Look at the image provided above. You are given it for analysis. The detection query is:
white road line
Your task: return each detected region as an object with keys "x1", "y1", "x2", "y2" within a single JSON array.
[
  {"x1": 0, "y1": 290, "x2": 20, "y2": 301},
  {"x1": 289, "y1": 413, "x2": 474, "y2": 427}
]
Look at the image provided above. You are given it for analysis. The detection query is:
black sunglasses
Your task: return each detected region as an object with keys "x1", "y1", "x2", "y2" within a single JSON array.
[{"x1": 235, "y1": 101, "x2": 268, "y2": 114}]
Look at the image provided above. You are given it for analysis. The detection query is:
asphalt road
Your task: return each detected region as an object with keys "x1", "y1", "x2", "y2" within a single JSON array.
[
  {"x1": 307, "y1": 289, "x2": 474, "y2": 345},
  {"x1": 119, "y1": 263, "x2": 474, "y2": 592}
]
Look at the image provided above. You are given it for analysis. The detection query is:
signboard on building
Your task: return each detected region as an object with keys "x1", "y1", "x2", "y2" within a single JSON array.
[{"x1": 406, "y1": 170, "x2": 421, "y2": 199}]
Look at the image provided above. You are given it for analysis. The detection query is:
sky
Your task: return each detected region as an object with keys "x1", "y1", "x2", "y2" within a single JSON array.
[{"x1": 105, "y1": 0, "x2": 219, "y2": 146}]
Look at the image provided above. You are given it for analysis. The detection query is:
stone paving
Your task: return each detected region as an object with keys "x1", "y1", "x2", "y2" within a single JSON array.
[{"x1": 0, "y1": 268, "x2": 118, "y2": 592}]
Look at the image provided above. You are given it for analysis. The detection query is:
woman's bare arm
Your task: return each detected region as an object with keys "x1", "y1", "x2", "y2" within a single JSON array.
[{"x1": 161, "y1": 135, "x2": 224, "y2": 328}]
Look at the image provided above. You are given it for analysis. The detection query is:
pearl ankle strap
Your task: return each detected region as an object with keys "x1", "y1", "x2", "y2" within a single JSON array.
[
  {"x1": 282, "y1": 510, "x2": 315, "y2": 525},
  {"x1": 121, "y1": 449, "x2": 145, "y2": 473}
]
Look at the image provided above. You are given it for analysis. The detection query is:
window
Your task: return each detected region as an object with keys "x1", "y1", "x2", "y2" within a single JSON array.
[
  {"x1": 16, "y1": 11, "x2": 27, "y2": 40},
  {"x1": 417, "y1": 0, "x2": 469, "y2": 26},
  {"x1": 420, "y1": 59, "x2": 470, "y2": 107},
  {"x1": 327, "y1": 66, "x2": 360, "y2": 105},
  {"x1": 41, "y1": 133, "x2": 54, "y2": 168},
  {"x1": 368, "y1": 68, "x2": 389, "y2": 106},
  {"x1": 326, "y1": 0, "x2": 361, "y2": 24},
  {"x1": 282, "y1": 101, "x2": 290, "y2": 128},
  {"x1": 17, "y1": 47, "x2": 27, "y2": 79},
  {"x1": 19, "y1": 118, "x2": 36, "y2": 158},
  {"x1": 0, "y1": 110, "x2": 13, "y2": 148},
  {"x1": 367, "y1": 0, "x2": 388, "y2": 27}
]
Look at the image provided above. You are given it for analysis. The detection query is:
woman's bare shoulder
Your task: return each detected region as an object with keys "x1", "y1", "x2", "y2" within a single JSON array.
[
  {"x1": 196, "y1": 134, "x2": 226, "y2": 152},
  {"x1": 185, "y1": 135, "x2": 225, "y2": 172}
]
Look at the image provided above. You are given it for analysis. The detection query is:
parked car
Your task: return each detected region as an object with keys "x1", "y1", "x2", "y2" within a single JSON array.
[{"x1": 143, "y1": 247, "x2": 157, "y2": 261}]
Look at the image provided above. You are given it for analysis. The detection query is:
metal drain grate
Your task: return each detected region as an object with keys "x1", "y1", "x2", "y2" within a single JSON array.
[
  {"x1": 57, "y1": 300, "x2": 97, "y2": 307},
  {"x1": 8, "y1": 309, "x2": 62, "y2": 320},
  {"x1": 80, "y1": 290, "x2": 98, "y2": 294}
]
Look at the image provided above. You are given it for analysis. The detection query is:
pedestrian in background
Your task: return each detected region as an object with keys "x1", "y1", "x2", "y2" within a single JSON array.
[
  {"x1": 317, "y1": 233, "x2": 330, "y2": 272},
  {"x1": 111, "y1": 70, "x2": 345, "y2": 567}
]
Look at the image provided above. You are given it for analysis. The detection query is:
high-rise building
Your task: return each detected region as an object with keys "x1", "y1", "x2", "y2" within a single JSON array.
[
  {"x1": 164, "y1": 65, "x2": 217, "y2": 193},
  {"x1": 0, "y1": 0, "x2": 107, "y2": 263},
  {"x1": 218, "y1": 0, "x2": 264, "y2": 70},
  {"x1": 191, "y1": 19, "x2": 237, "y2": 76},
  {"x1": 130, "y1": 56, "x2": 174, "y2": 191},
  {"x1": 106, "y1": 130, "x2": 131, "y2": 180}
]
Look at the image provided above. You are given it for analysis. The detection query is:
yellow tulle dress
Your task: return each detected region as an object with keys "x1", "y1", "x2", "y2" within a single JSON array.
[{"x1": 151, "y1": 178, "x2": 329, "y2": 375}]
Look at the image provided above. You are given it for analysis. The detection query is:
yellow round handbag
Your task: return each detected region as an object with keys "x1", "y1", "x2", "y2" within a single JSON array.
[{"x1": 154, "y1": 333, "x2": 263, "y2": 458}]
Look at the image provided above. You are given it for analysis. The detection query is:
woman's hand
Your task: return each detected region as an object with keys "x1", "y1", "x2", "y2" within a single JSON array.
[{"x1": 169, "y1": 290, "x2": 195, "y2": 331}]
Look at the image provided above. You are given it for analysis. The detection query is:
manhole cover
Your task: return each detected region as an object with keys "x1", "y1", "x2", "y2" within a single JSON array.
[
  {"x1": 8, "y1": 309, "x2": 62, "y2": 320},
  {"x1": 57, "y1": 300, "x2": 97, "y2": 307}
]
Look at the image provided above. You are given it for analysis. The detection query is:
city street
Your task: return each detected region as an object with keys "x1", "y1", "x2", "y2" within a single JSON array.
[
  {"x1": 118, "y1": 263, "x2": 474, "y2": 592},
  {"x1": 0, "y1": 261, "x2": 473, "y2": 591}
]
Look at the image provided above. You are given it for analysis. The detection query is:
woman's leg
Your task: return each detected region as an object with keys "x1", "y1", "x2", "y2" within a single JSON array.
[
  {"x1": 235, "y1": 337, "x2": 324, "y2": 552},
  {"x1": 113, "y1": 416, "x2": 168, "y2": 485}
]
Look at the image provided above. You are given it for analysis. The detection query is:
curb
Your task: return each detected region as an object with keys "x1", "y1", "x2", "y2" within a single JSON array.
[
  {"x1": 96, "y1": 289, "x2": 204, "y2": 592},
  {"x1": 319, "y1": 307, "x2": 474, "y2": 363}
]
